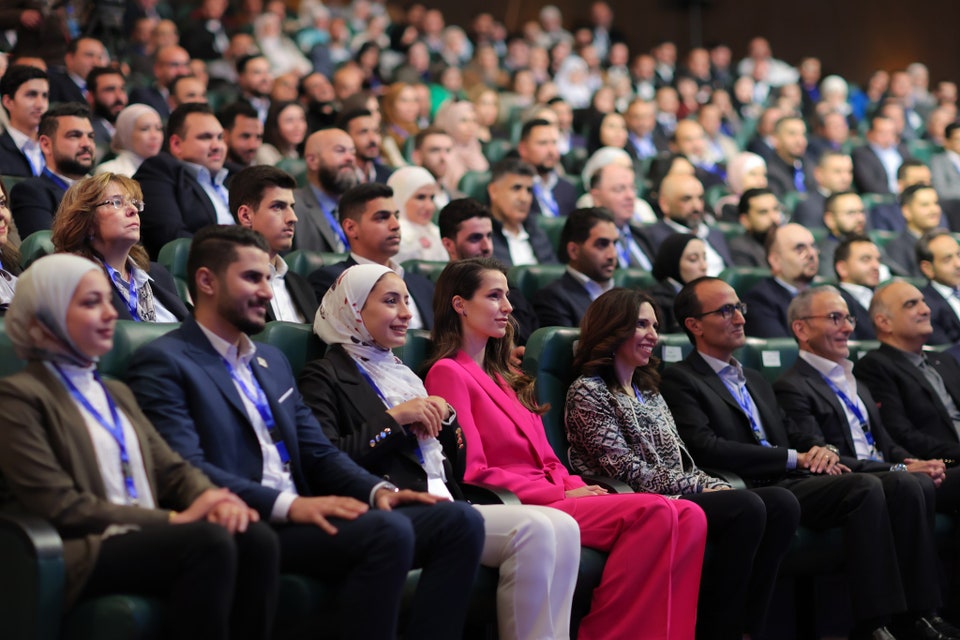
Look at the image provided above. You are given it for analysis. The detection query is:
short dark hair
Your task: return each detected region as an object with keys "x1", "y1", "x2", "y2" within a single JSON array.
[
  {"x1": 833, "y1": 234, "x2": 874, "y2": 277},
  {"x1": 738, "y1": 187, "x2": 775, "y2": 216},
  {"x1": 896, "y1": 157, "x2": 928, "y2": 181},
  {"x1": 218, "y1": 101, "x2": 260, "y2": 130},
  {"x1": 187, "y1": 224, "x2": 270, "y2": 300},
  {"x1": 38, "y1": 102, "x2": 91, "y2": 138},
  {"x1": 335, "y1": 107, "x2": 373, "y2": 132},
  {"x1": 916, "y1": 227, "x2": 954, "y2": 266},
  {"x1": 558, "y1": 207, "x2": 615, "y2": 263},
  {"x1": 899, "y1": 182, "x2": 936, "y2": 208},
  {"x1": 869, "y1": 114, "x2": 894, "y2": 132},
  {"x1": 414, "y1": 126, "x2": 450, "y2": 150},
  {"x1": 824, "y1": 189, "x2": 859, "y2": 213},
  {"x1": 673, "y1": 276, "x2": 719, "y2": 342},
  {"x1": 489, "y1": 157, "x2": 536, "y2": 183},
  {"x1": 236, "y1": 53, "x2": 266, "y2": 75},
  {"x1": 945, "y1": 121, "x2": 960, "y2": 141},
  {"x1": 338, "y1": 182, "x2": 394, "y2": 223},
  {"x1": 228, "y1": 165, "x2": 297, "y2": 219},
  {"x1": 0, "y1": 65, "x2": 48, "y2": 114},
  {"x1": 520, "y1": 117, "x2": 553, "y2": 142},
  {"x1": 66, "y1": 36, "x2": 100, "y2": 56},
  {"x1": 169, "y1": 73, "x2": 200, "y2": 97},
  {"x1": 438, "y1": 198, "x2": 492, "y2": 240},
  {"x1": 167, "y1": 102, "x2": 215, "y2": 141},
  {"x1": 86, "y1": 66, "x2": 124, "y2": 95}
]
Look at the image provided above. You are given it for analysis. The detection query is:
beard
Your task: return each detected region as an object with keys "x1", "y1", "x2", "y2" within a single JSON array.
[
  {"x1": 58, "y1": 155, "x2": 94, "y2": 177},
  {"x1": 318, "y1": 164, "x2": 360, "y2": 195},
  {"x1": 93, "y1": 100, "x2": 122, "y2": 124},
  {"x1": 217, "y1": 295, "x2": 267, "y2": 336}
]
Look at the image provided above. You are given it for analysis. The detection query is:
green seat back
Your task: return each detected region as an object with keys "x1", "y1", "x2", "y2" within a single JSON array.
[
  {"x1": 714, "y1": 221, "x2": 743, "y2": 243},
  {"x1": 507, "y1": 264, "x2": 567, "y2": 303},
  {"x1": 157, "y1": 238, "x2": 192, "y2": 280},
  {"x1": 862, "y1": 193, "x2": 897, "y2": 210},
  {"x1": 705, "y1": 184, "x2": 730, "y2": 211},
  {"x1": 848, "y1": 339, "x2": 880, "y2": 363},
  {"x1": 0, "y1": 317, "x2": 27, "y2": 376},
  {"x1": 740, "y1": 337, "x2": 800, "y2": 383},
  {"x1": 284, "y1": 250, "x2": 344, "y2": 278},
  {"x1": 655, "y1": 333, "x2": 696, "y2": 369},
  {"x1": 276, "y1": 158, "x2": 308, "y2": 187},
  {"x1": 614, "y1": 268, "x2": 657, "y2": 291},
  {"x1": 0, "y1": 174, "x2": 26, "y2": 198},
  {"x1": 400, "y1": 260, "x2": 450, "y2": 284},
  {"x1": 100, "y1": 320, "x2": 179, "y2": 379},
  {"x1": 561, "y1": 148, "x2": 588, "y2": 178},
  {"x1": 482, "y1": 139, "x2": 513, "y2": 164},
  {"x1": 907, "y1": 139, "x2": 939, "y2": 164},
  {"x1": 720, "y1": 266, "x2": 772, "y2": 298},
  {"x1": 392, "y1": 329, "x2": 433, "y2": 377},
  {"x1": 869, "y1": 229, "x2": 898, "y2": 249},
  {"x1": 252, "y1": 321, "x2": 326, "y2": 378},
  {"x1": 458, "y1": 170, "x2": 492, "y2": 202},
  {"x1": 521, "y1": 326, "x2": 580, "y2": 469},
  {"x1": 536, "y1": 216, "x2": 567, "y2": 254},
  {"x1": 18, "y1": 230, "x2": 54, "y2": 270},
  {"x1": 782, "y1": 191, "x2": 808, "y2": 215}
]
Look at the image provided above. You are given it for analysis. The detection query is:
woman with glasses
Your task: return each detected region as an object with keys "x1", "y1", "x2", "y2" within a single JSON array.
[
  {"x1": 566, "y1": 287, "x2": 800, "y2": 640},
  {"x1": 51, "y1": 174, "x2": 189, "y2": 322}
]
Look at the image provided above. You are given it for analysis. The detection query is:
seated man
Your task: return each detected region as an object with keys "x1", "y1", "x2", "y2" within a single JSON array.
[
  {"x1": 11, "y1": 102, "x2": 95, "y2": 239},
  {"x1": 532, "y1": 207, "x2": 619, "y2": 328},
  {"x1": 487, "y1": 158, "x2": 558, "y2": 267},
  {"x1": 412, "y1": 127, "x2": 460, "y2": 210},
  {"x1": 437, "y1": 197, "x2": 539, "y2": 345},
  {"x1": 230, "y1": 165, "x2": 318, "y2": 323},
  {"x1": 589, "y1": 162, "x2": 655, "y2": 270},
  {"x1": 855, "y1": 281, "x2": 960, "y2": 463},
  {"x1": 834, "y1": 235, "x2": 883, "y2": 340},
  {"x1": 126, "y1": 225, "x2": 485, "y2": 639},
  {"x1": 743, "y1": 223, "x2": 819, "y2": 337},
  {"x1": 339, "y1": 108, "x2": 392, "y2": 184},
  {"x1": 817, "y1": 191, "x2": 868, "y2": 277},
  {"x1": 219, "y1": 101, "x2": 263, "y2": 172},
  {"x1": 763, "y1": 115, "x2": 815, "y2": 199},
  {"x1": 308, "y1": 183, "x2": 436, "y2": 328},
  {"x1": 791, "y1": 151, "x2": 854, "y2": 229},
  {"x1": 852, "y1": 115, "x2": 907, "y2": 195},
  {"x1": 517, "y1": 118, "x2": 577, "y2": 217},
  {"x1": 134, "y1": 103, "x2": 235, "y2": 258},
  {"x1": 884, "y1": 184, "x2": 944, "y2": 277},
  {"x1": 729, "y1": 188, "x2": 783, "y2": 268},
  {"x1": 870, "y1": 159, "x2": 933, "y2": 233},
  {"x1": 0, "y1": 64, "x2": 49, "y2": 177},
  {"x1": 662, "y1": 276, "x2": 955, "y2": 640},
  {"x1": 293, "y1": 128, "x2": 358, "y2": 254},
  {"x1": 916, "y1": 229, "x2": 960, "y2": 345}
]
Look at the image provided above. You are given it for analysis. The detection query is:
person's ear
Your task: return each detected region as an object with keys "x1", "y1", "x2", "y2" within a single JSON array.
[{"x1": 195, "y1": 266, "x2": 217, "y2": 297}]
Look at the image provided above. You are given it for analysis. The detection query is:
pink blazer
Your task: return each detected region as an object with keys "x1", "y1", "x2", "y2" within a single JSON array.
[{"x1": 425, "y1": 351, "x2": 586, "y2": 505}]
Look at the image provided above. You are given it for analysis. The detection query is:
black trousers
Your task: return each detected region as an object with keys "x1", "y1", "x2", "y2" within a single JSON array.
[
  {"x1": 82, "y1": 520, "x2": 280, "y2": 640},
  {"x1": 276, "y1": 500, "x2": 485, "y2": 640},
  {"x1": 684, "y1": 486, "x2": 801, "y2": 640}
]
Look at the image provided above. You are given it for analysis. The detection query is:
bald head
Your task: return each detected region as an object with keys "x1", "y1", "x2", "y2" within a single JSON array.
[
  {"x1": 155, "y1": 46, "x2": 191, "y2": 87},
  {"x1": 305, "y1": 128, "x2": 359, "y2": 195},
  {"x1": 768, "y1": 223, "x2": 818, "y2": 286},
  {"x1": 869, "y1": 280, "x2": 932, "y2": 352},
  {"x1": 658, "y1": 174, "x2": 705, "y2": 229}
]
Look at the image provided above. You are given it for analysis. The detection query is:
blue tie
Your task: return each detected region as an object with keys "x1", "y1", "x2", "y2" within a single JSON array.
[
  {"x1": 793, "y1": 164, "x2": 806, "y2": 193},
  {"x1": 534, "y1": 183, "x2": 560, "y2": 217}
]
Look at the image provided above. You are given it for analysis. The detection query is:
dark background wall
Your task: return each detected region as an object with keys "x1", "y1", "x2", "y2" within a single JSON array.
[{"x1": 443, "y1": 0, "x2": 960, "y2": 86}]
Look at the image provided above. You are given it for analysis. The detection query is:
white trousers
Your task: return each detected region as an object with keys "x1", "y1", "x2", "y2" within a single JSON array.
[{"x1": 472, "y1": 504, "x2": 581, "y2": 640}]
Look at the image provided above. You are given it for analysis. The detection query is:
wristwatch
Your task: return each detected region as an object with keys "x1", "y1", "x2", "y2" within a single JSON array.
[
  {"x1": 890, "y1": 463, "x2": 908, "y2": 472},
  {"x1": 823, "y1": 444, "x2": 840, "y2": 456}
]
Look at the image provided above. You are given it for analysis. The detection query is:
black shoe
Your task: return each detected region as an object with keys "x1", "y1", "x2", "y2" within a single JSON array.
[
  {"x1": 871, "y1": 626, "x2": 898, "y2": 640},
  {"x1": 898, "y1": 616, "x2": 960, "y2": 640},
  {"x1": 926, "y1": 616, "x2": 960, "y2": 640}
]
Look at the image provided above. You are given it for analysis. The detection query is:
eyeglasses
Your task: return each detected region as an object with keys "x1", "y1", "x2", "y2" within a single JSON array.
[
  {"x1": 695, "y1": 302, "x2": 748, "y2": 319},
  {"x1": 97, "y1": 196, "x2": 144, "y2": 212},
  {"x1": 798, "y1": 312, "x2": 857, "y2": 327}
]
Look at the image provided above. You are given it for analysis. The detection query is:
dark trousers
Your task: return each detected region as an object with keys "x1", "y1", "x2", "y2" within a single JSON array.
[
  {"x1": 684, "y1": 486, "x2": 800, "y2": 640},
  {"x1": 276, "y1": 500, "x2": 485, "y2": 640},
  {"x1": 82, "y1": 520, "x2": 280, "y2": 640}
]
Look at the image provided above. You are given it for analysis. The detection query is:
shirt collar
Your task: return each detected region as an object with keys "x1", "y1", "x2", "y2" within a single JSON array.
[
  {"x1": 699, "y1": 350, "x2": 744, "y2": 376},
  {"x1": 6, "y1": 125, "x2": 35, "y2": 150},
  {"x1": 183, "y1": 161, "x2": 228, "y2": 186},
  {"x1": 838, "y1": 282, "x2": 873, "y2": 310},
  {"x1": 270, "y1": 255, "x2": 289, "y2": 278},
  {"x1": 931, "y1": 279, "x2": 960, "y2": 302},
  {"x1": 798, "y1": 349, "x2": 852, "y2": 378},
  {"x1": 196, "y1": 320, "x2": 258, "y2": 367},
  {"x1": 664, "y1": 216, "x2": 705, "y2": 238},
  {"x1": 310, "y1": 184, "x2": 338, "y2": 214},
  {"x1": 534, "y1": 171, "x2": 558, "y2": 190},
  {"x1": 773, "y1": 276, "x2": 799, "y2": 296},
  {"x1": 350, "y1": 252, "x2": 405, "y2": 277},
  {"x1": 566, "y1": 264, "x2": 614, "y2": 292}
]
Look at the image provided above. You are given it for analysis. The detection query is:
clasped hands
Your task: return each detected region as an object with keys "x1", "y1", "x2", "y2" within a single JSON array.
[{"x1": 386, "y1": 395, "x2": 451, "y2": 439}]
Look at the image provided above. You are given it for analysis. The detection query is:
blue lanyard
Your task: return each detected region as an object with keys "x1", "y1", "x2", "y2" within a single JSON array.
[
  {"x1": 103, "y1": 262, "x2": 140, "y2": 321},
  {"x1": 818, "y1": 374, "x2": 878, "y2": 451},
  {"x1": 355, "y1": 361, "x2": 424, "y2": 465},
  {"x1": 321, "y1": 203, "x2": 350, "y2": 252},
  {"x1": 221, "y1": 357, "x2": 290, "y2": 465},
  {"x1": 632, "y1": 383, "x2": 647, "y2": 405},
  {"x1": 616, "y1": 237, "x2": 631, "y2": 268},
  {"x1": 722, "y1": 377, "x2": 771, "y2": 447},
  {"x1": 54, "y1": 364, "x2": 139, "y2": 504},
  {"x1": 42, "y1": 167, "x2": 68, "y2": 190},
  {"x1": 533, "y1": 182, "x2": 560, "y2": 217}
]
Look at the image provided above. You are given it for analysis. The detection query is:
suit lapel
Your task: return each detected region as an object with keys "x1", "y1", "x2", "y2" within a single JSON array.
[
  {"x1": 689, "y1": 353, "x2": 757, "y2": 428},
  {"x1": 794, "y1": 359, "x2": 858, "y2": 453},
  {"x1": 180, "y1": 321, "x2": 250, "y2": 420},
  {"x1": 250, "y1": 351, "x2": 303, "y2": 472},
  {"x1": 303, "y1": 186, "x2": 341, "y2": 250},
  {"x1": 879, "y1": 343, "x2": 950, "y2": 423}
]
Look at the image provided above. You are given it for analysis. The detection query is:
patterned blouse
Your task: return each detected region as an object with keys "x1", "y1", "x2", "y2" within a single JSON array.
[{"x1": 565, "y1": 375, "x2": 730, "y2": 495}]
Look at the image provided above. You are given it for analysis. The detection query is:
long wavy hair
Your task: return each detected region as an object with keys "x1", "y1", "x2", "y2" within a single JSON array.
[
  {"x1": 572, "y1": 288, "x2": 663, "y2": 395},
  {"x1": 427, "y1": 257, "x2": 545, "y2": 414},
  {"x1": 0, "y1": 179, "x2": 21, "y2": 274},
  {"x1": 51, "y1": 173, "x2": 150, "y2": 271}
]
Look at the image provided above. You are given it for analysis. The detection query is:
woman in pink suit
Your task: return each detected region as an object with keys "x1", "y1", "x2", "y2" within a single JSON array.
[{"x1": 424, "y1": 257, "x2": 708, "y2": 640}]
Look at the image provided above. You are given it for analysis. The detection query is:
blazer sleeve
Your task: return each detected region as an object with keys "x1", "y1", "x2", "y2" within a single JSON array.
[
  {"x1": 425, "y1": 358, "x2": 578, "y2": 504},
  {"x1": 10, "y1": 180, "x2": 56, "y2": 239},
  {"x1": 742, "y1": 284, "x2": 790, "y2": 338},
  {"x1": 135, "y1": 159, "x2": 189, "y2": 258}
]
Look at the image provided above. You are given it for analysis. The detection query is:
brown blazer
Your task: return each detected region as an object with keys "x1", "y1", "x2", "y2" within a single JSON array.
[{"x1": 0, "y1": 362, "x2": 214, "y2": 605}]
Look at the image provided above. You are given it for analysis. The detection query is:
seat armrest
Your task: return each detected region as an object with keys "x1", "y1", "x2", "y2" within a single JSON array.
[
  {"x1": 0, "y1": 512, "x2": 65, "y2": 640},
  {"x1": 702, "y1": 468, "x2": 748, "y2": 490},
  {"x1": 460, "y1": 482, "x2": 523, "y2": 505}
]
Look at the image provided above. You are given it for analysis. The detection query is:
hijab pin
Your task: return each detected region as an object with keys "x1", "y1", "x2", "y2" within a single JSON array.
[{"x1": 257, "y1": 357, "x2": 269, "y2": 368}]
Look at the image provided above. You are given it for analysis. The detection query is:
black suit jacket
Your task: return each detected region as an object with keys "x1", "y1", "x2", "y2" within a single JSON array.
[
  {"x1": 266, "y1": 270, "x2": 319, "y2": 323},
  {"x1": 773, "y1": 357, "x2": 910, "y2": 470},
  {"x1": 791, "y1": 191, "x2": 827, "y2": 229},
  {"x1": 765, "y1": 153, "x2": 815, "y2": 200},
  {"x1": 46, "y1": 68, "x2": 86, "y2": 104},
  {"x1": 0, "y1": 129, "x2": 35, "y2": 177},
  {"x1": 133, "y1": 152, "x2": 221, "y2": 259},
  {"x1": 852, "y1": 144, "x2": 909, "y2": 195},
  {"x1": 649, "y1": 280, "x2": 681, "y2": 334},
  {"x1": 308, "y1": 257, "x2": 435, "y2": 329},
  {"x1": 297, "y1": 344, "x2": 465, "y2": 499},
  {"x1": 531, "y1": 271, "x2": 593, "y2": 328},
  {"x1": 529, "y1": 175, "x2": 578, "y2": 217},
  {"x1": 922, "y1": 282, "x2": 960, "y2": 345},
  {"x1": 642, "y1": 221, "x2": 734, "y2": 268},
  {"x1": 10, "y1": 173, "x2": 66, "y2": 239},
  {"x1": 854, "y1": 343, "x2": 960, "y2": 461},
  {"x1": 128, "y1": 85, "x2": 170, "y2": 120},
  {"x1": 491, "y1": 217, "x2": 558, "y2": 267},
  {"x1": 728, "y1": 233, "x2": 768, "y2": 268},
  {"x1": 836, "y1": 286, "x2": 876, "y2": 340},
  {"x1": 742, "y1": 277, "x2": 795, "y2": 338},
  {"x1": 883, "y1": 230, "x2": 921, "y2": 277},
  {"x1": 507, "y1": 283, "x2": 539, "y2": 346},
  {"x1": 111, "y1": 262, "x2": 190, "y2": 321}
]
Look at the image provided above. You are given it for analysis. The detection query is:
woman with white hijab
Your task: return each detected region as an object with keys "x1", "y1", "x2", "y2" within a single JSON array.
[
  {"x1": 95, "y1": 104, "x2": 164, "y2": 177},
  {"x1": 298, "y1": 264, "x2": 581, "y2": 640},
  {"x1": 389, "y1": 166, "x2": 449, "y2": 263},
  {"x1": 0, "y1": 254, "x2": 279, "y2": 640}
]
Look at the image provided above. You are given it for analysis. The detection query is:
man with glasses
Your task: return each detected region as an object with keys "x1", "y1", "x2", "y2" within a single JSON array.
[
  {"x1": 743, "y1": 223, "x2": 819, "y2": 338},
  {"x1": 662, "y1": 276, "x2": 951, "y2": 640}
]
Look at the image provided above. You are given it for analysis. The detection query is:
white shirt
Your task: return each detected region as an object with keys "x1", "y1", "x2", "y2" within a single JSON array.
[
  {"x1": 501, "y1": 225, "x2": 538, "y2": 266},
  {"x1": 931, "y1": 280, "x2": 960, "y2": 323},
  {"x1": 839, "y1": 282, "x2": 873, "y2": 314},
  {"x1": 566, "y1": 265, "x2": 614, "y2": 301},
  {"x1": 269, "y1": 257, "x2": 306, "y2": 323},
  {"x1": 7, "y1": 125, "x2": 43, "y2": 175},
  {"x1": 869, "y1": 143, "x2": 903, "y2": 193},
  {"x1": 350, "y1": 253, "x2": 425, "y2": 329},
  {"x1": 129, "y1": 264, "x2": 178, "y2": 323}
]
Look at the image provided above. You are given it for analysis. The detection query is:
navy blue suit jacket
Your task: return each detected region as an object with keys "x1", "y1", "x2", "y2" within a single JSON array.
[
  {"x1": 742, "y1": 277, "x2": 795, "y2": 338},
  {"x1": 125, "y1": 317, "x2": 385, "y2": 519},
  {"x1": 128, "y1": 85, "x2": 170, "y2": 120},
  {"x1": 529, "y1": 175, "x2": 577, "y2": 217},
  {"x1": 642, "y1": 221, "x2": 733, "y2": 268},
  {"x1": 852, "y1": 144, "x2": 910, "y2": 195},
  {"x1": 491, "y1": 216, "x2": 558, "y2": 267},
  {"x1": 46, "y1": 68, "x2": 86, "y2": 104},
  {"x1": 836, "y1": 286, "x2": 875, "y2": 340},
  {"x1": 0, "y1": 129, "x2": 34, "y2": 177},
  {"x1": 531, "y1": 271, "x2": 592, "y2": 328},
  {"x1": 922, "y1": 282, "x2": 960, "y2": 345},
  {"x1": 10, "y1": 173, "x2": 66, "y2": 239}
]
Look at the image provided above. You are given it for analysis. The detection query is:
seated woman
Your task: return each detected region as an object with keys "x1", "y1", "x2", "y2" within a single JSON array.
[
  {"x1": 565, "y1": 288, "x2": 801, "y2": 640},
  {"x1": 388, "y1": 166, "x2": 448, "y2": 264},
  {"x1": 95, "y1": 104, "x2": 164, "y2": 178},
  {"x1": 298, "y1": 264, "x2": 580, "y2": 640},
  {"x1": 255, "y1": 100, "x2": 308, "y2": 166},
  {"x1": 0, "y1": 254, "x2": 279, "y2": 640},
  {"x1": 51, "y1": 173, "x2": 189, "y2": 322},
  {"x1": 0, "y1": 179, "x2": 20, "y2": 311},
  {"x1": 714, "y1": 151, "x2": 768, "y2": 222},
  {"x1": 380, "y1": 82, "x2": 421, "y2": 168},
  {"x1": 650, "y1": 233, "x2": 708, "y2": 334},
  {"x1": 433, "y1": 100, "x2": 489, "y2": 196},
  {"x1": 424, "y1": 257, "x2": 708, "y2": 640}
]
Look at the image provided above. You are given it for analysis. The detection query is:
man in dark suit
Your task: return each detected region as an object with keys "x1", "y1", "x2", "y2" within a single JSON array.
[
  {"x1": 46, "y1": 36, "x2": 104, "y2": 104},
  {"x1": 745, "y1": 107, "x2": 782, "y2": 164},
  {"x1": 588, "y1": 162, "x2": 655, "y2": 270},
  {"x1": 128, "y1": 45, "x2": 192, "y2": 120},
  {"x1": 533, "y1": 208, "x2": 618, "y2": 328},
  {"x1": 85, "y1": 67, "x2": 128, "y2": 158},
  {"x1": 231, "y1": 165, "x2": 318, "y2": 323},
  {"x1": 412, "y1": 128, "x2": 462, "y2": 210},
  {"x1": 487, "y1": 158, "x2": 558, "y2": 267},
  {"x1": 852, "y1": 116, "x2": 910, "y2": 195},
  {"x1": 743, "y1": 223, "x2": 819, "y2": 337},
  {"x1": 856, "y1": 280, "x2": 960, "y2": 463},
  {"x1": 134, "y1": 103, "x2": 234, "y2": 258},
  {"x1": 729, "y1": 188, "x2": 782, "y2": 268},
  {"x1": 764, "y1": 116, "x2": 816, "y2": 199},
  {"x1": 11, "y1": 103, "x2": 94, "y2": 239},
  {"x1": 0, "y1": 64, "x2": 48, "y2": 177},
  {"x1": 293, "y1": 128, "x2": 358, "y2": 253},
  {"x1": 817, "y1": 191, "x2": 869, "y2": 278},
  {"x1": 219, "y1": 101, "x2": 263, "y2": 173},
  {"x1": 917, "y1": 229, "x2": 960, "y2": 345},
  {"x1": 339, "y1": 108, "x2": 392, "y2": 184},
  {"x1": 308, "y1": 183, "x2": 435, "y2": 328},
  {"x1": 834, "y1": 235, "x2": 882, "y2": 340},
  {"x1": 126, "y1": 225, "x2": 485, "y2": 640},
  {"x1": 644, "y1": 173, "x2": 733, "y2": 275},
  {"x1": 179, "y1": 0, "x2": 229, "y2": 62},
  {"x1": 517, "y1": 119, "x2": 577, "y2": 217},
  {"x1": 624, "y1": 98, "x2": 669, "y2": 161},
  {"x1": 792, "y1": 151, "x2": 854, "y2": 229},
  {"x1": 235, "y1": 54, "x2": 273, "y2": 124},
  {"x1": 931, "y1": 122, "x2": 960, "y2": 202},
  {"x1": 662, "y1": 276, "x2": 950, "y2": 640},
  {"x1": 885, "y1": 184, "x2": 945, "y2": 278}
]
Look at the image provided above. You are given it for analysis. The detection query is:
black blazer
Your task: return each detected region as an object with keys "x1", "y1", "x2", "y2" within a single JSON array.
[
  {"x1": 922, "y1": 282, "x2": 960, "y2": 345},
  {"x1": 507, "y1": 282, "x2": 539, "y2": 346},
  {"x1": 836, "y1": 287, "x2": 876, "y2": 340},
  {"x1": 773, "y1": 357, "x2": 910, "y2": 470},
  {"x1": 10, "y1": 173, "x2": 66, "y2": 239},
  {"x1": 529, "y1": 175, "x2": 577, "y2": 218},
  {"x1": 491, "y1": 217, "x2": 558, "y2": 267},
  {"x1": 852, "y1": 144, "x2": 909, "y2": 195},
  {"x1": 297, "y1": 344, "x2": 465, "y2": 499},
  {"x1": 531, "y1": 271, "x2": 592, "y2": 328},
  {"x1": 765, "y1": 153, "x2": 815, "y2": 200},
  {"x1": 266, "y1": 271, "x2": 319, "y2": 323},
  {"x1": 128, "y1": 85, "x2": 170, "y2": 120},
  {"x1": 883, "y1": 231, "x2": 922, "y2": 278},
  {"x1": 642, "y1": 221, "x2": 734, "y2": 268},
  {"x1": 308, "y1": 257, "x2": 435, "y2": 329},
  {"x1": 854, "y1": 343, "x2": 960, "y2": 461},
  {"x1": 46, "y1": 68, "x2": 86, "y2": 104},
  {"x1": 133, "y1": 152, "x2": 221, "y2": 259},
  {"x1": 649, "y1": 280, "x2": 681, "y2": 334},
  {"x1": 728, "y1": 233, "x2": 768, "y2": 268},
  {"x1": 791, "y1": 191, "x2": 826, "y2": 229},
  {"x1": 660, "y1": 351, "x2": 802, "y2": 486},
  {"x1": 0, "y1": 129, "x2": 34, "y2": 177},
  {"x1": 742, "y1": 277, "x2": 794, "y2": 338},
  {"x1": 110, "y1": 262, "x2": 190, "y2": 321}
]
